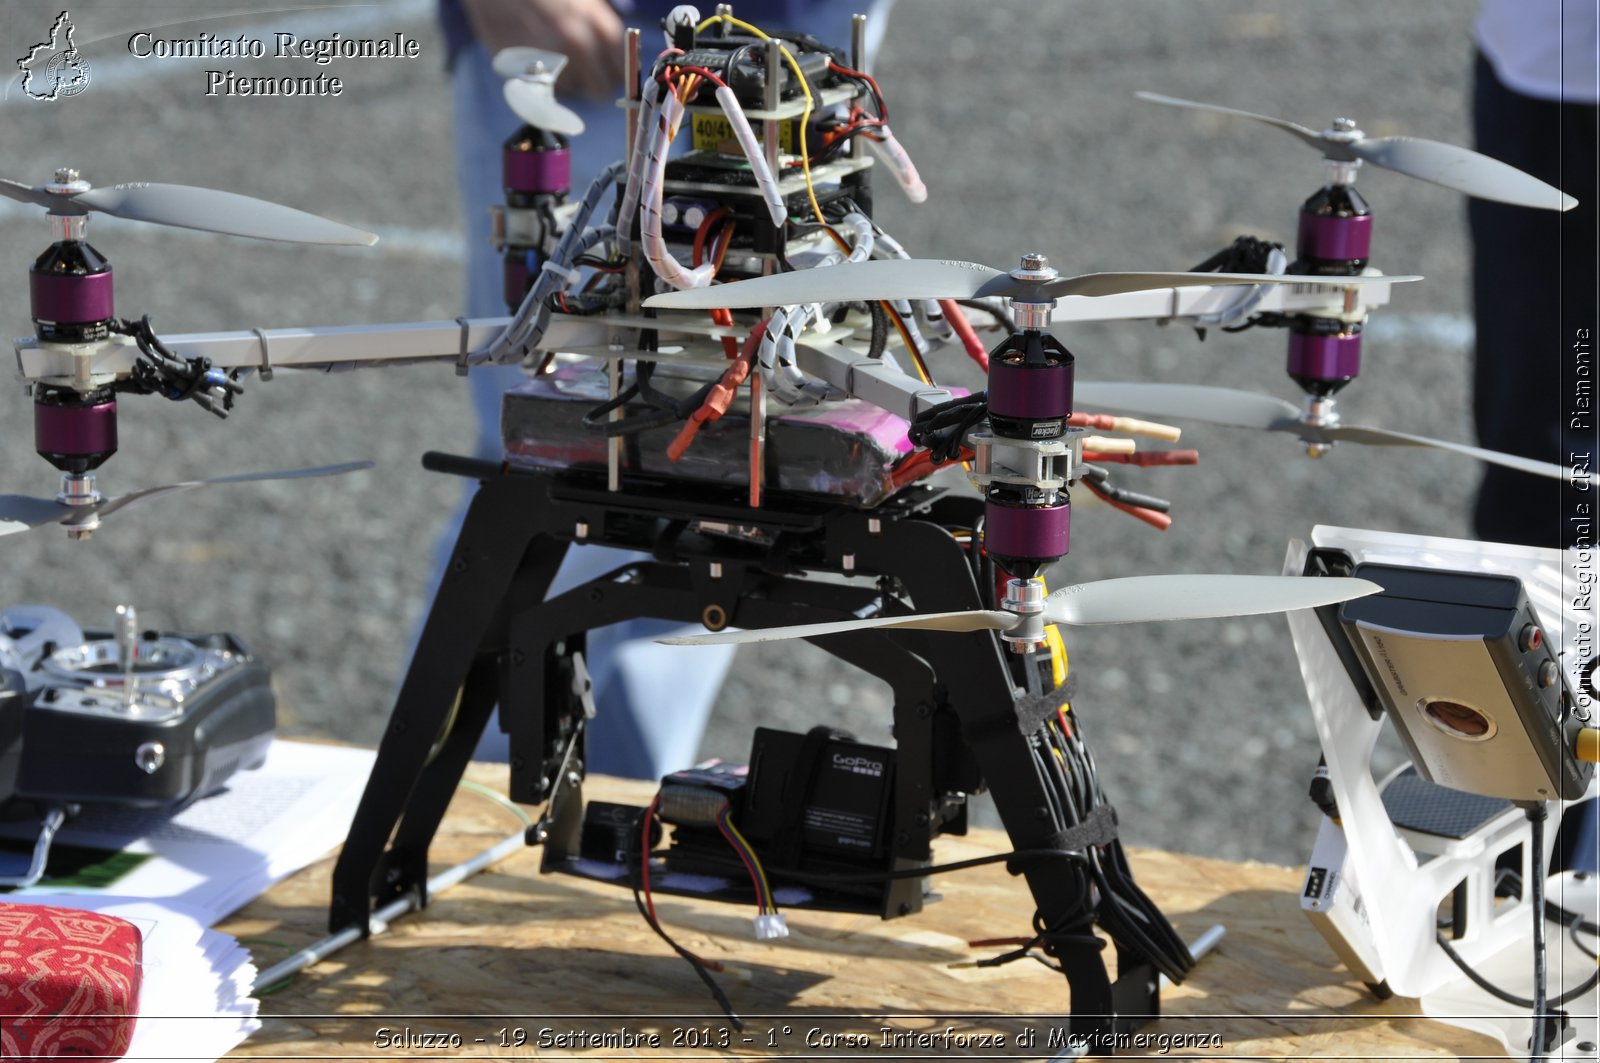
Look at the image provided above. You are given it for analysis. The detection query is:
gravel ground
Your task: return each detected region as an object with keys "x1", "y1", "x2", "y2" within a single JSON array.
[{"x1": 0, "y1": 0, "x2": 1493, "y2": 866}]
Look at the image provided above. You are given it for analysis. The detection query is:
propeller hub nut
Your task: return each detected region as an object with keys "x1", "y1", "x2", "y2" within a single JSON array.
[
  {"x1": 1322, "y1": 118, "x2": 1365, "y2": 146},
  {"x1": 55, "y1": 472, "x2": 100, "y2": 508},
  {"x1": 1001, "y1": 577, "x2": 1048, "y2": 615},
  {"x1": 46, "y1": 168, "x2": 90, "y2": 196}
]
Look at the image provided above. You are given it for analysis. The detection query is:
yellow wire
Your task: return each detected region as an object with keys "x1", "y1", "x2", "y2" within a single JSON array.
[
  {"x1": 1037, "y1": 577, "x2": 1069, "y2": 691},
  {"x1": 723, "y1": 812, "x2": 775, "y2": 912},
  {"x1": 694, "y1": 13, "x2": 827, "y2": 224}
]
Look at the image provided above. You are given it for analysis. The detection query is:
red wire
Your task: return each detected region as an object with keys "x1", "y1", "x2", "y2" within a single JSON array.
[
  {"x1": 826, "y1": 61, "x2": 887, "y2": 121},
  {"x1": 889, "y1": 446, "x2": 973, "y2": 490},
  {"x1": 667, "y1": 320, "x2": 768, "y2": 461},
  {"x1": 937, "y1": 299, "x2": 989, "y2": 371},
  {"x1": 1083, "y1": 480, "x2": 1172, "y2": 531},
  {"x1": 670, "y1": 64, "x2": 728, "y2": 88},
  {"x1": 692, "y1": 207, "x2": 734, "y2": 270},
  {"x1": 1086, "y1": 449, "x2": 1200, "y2": 467}
]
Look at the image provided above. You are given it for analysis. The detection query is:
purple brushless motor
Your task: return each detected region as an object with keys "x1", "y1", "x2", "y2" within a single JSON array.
[
  {"x1": 502, "y1": 125, "x2": 570, "y2": 312},
  {"x1": 34, "y1": 387, "x2": 117, "y2": 473},
  {"x1": 983, "y1": 330, "x2": 1076, "y2": 577},
  {"x1": 985, "y1": 496, "x2": 1070, "y2": 570},
  {"x1": 30, "y1": 240, "x2": 113, "y2": 344},
  {"x1": 1288, "y1": 181, "x2": 1371, "y2": 396},
  {"x1": 987, "y1": 332, "x2": 1075, "y2": 440}
]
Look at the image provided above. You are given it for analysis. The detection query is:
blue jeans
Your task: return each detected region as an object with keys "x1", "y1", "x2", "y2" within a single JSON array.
[{"x1": 446, "y1": 1, "x2": 889, "y2": 777}]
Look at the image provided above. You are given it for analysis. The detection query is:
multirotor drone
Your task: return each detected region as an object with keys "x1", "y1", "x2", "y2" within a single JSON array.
[{"x1": 2, "y1": 3, "x2": 1583, "y2": 1051}]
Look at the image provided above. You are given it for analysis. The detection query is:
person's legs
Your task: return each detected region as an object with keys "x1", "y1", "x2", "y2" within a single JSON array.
[{"x1": 1469, "y1": 52, "x2": 1598, "y2": 548}]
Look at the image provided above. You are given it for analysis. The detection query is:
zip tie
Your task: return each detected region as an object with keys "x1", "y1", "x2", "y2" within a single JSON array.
[
  {"x1": 540, "y1": 260, "x2": 582, "y2": 287},
  {"x1": 455, "y1": 317, "x2": 472, "y2": 378},
  {"x1": 250, "y1": 328, "x2": 274, "y2": 381}
]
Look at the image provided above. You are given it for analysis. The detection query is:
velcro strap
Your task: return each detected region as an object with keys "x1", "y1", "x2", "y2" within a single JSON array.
[
  {"x1": 1014, "y1": 674, "x2": 1077, "y2": 733},
  {"x1": 1004, "y1": 806, "x2": 1120, "y2": 875}
]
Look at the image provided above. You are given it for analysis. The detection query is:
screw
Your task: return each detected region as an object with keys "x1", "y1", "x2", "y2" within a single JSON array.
[
  {"x1": 451, "y1": 557, "x2": 467, "y2": 573},
  {"x1": 134, "y1": 742, "x2": 165, "y2": 774},
  {"x1": 510, "y1": 649, "x2": 526, "y2": 667},
  {"x1": 898, "y1": 902, "x2": 911, "y2": 916},
  {"x1": 1021, "y1": 252, "x2": 1049, "y2": 271},
  {"x1": 894, "y1": 831, "x2": 908, "y2": 846},
  {"x1": 1034, "y1": 805, "x2": 1051, "y2": 820},
  {"x1": 842, "y1": 553, "x2": 856, "y2": 572},
  {"x1": 916, "y1": 704, "x2": 930, "y2": 718},
  {"x1": 915, "y1": 811, "x2": 929, "y2": 825},
  {"x1": 575, "y1": 521, "x2": 590, "y2": 539},
  {"x1": 1331, "y1": 117, "x2": 1358, "y2": 132},
  {"x1": 53, "y1": 167, "x2": 78, "y2": 184},
  {"x1": 589, "y1": 587, "x2": 604, "y2": 602},
  {"x1": 709, "y1": 562, "x2": 723, "y2": 579},
  {"x1": 390, "y1": 720, "x2": 408, "y2": 734},
  {"x1": 867, "y1": 517, "x2": 882, "y2": 535}
]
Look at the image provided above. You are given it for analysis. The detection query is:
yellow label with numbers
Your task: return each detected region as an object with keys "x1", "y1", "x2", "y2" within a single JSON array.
[{"x1": 691, "y1": 113, "x2": 795, "y2": 154}]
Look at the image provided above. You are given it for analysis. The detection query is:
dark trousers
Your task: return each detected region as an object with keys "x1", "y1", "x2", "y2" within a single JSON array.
[{"x1": 1469, "y1": 52, "x2": 1599, "y2": 548}]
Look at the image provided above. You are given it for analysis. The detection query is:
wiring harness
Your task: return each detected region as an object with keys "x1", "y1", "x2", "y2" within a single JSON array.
[{"x1": 111, "y1": 315, "x2": 243, "y2": 418}]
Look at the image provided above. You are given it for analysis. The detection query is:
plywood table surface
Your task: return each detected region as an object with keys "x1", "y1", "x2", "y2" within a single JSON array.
[{"x1": 219, "y1": 763, "x2": 1498, "y2": 1059}]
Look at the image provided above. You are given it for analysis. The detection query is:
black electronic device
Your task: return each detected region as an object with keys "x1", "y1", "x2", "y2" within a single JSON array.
[
  {"x1": 0, "y1": 604, "x2": 276, "y2": 814},
  {"x1": 552, "y1": 725, "x2": 942, "y2": 917},
  {"x1": 1336, "y1": 563, "x2": 1590, "y2": 802}
]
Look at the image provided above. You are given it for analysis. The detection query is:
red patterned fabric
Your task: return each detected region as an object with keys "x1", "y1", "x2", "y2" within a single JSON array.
[{"x1": 0, "y1": 902, "x2": 141, "y2": 1059}]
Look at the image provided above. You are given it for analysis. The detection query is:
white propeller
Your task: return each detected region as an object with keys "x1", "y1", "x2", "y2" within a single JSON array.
[
  {"x1": 1075, "y1": 381, "x2": 1575, "y2": 483},
  {"x1": 0, "y1": 461, "x2": 374, "y2": 538},
  {"x1": 0, "y1": 176, "x2": 378, "y2": 246},
  {"x1": 492, "y1": 47, "x2": 585, "y2": 136},
  {"x1": 1137, "y1": 92, "x2": 1577, "y2": 212},
  {"x1": 642, "y1": 258, "x2": 1419, "y2": 311},
  {"x1": 657, "y1": 574, "x2": 1379, "y2": 646}
]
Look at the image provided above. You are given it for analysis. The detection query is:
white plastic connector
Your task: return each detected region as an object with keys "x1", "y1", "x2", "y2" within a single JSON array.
[{"x1": 754, "y1": 913, "x2": 789, "y2": 940}]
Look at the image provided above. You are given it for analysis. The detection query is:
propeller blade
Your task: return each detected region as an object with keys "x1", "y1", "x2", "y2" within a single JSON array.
[
  {"x1": 656, "y1": 609, "x2": 1020, "y2": 646},
  {"x1": 93, "y1": 459, "x2": 376, "y2": 520},
  {"x1": 1138, "y1": 91, "x2": 1576, "y2": 212},
  {"x1": 492, "y1": 46, "x2": 569, "y2": 81},
  {"x1": 71, "y1": 183, "x2": 378, "y2": 246},
  {"x1": 1075, "y1": 381, "x2": 1302, "y2": 431},
  {"x1": 1019, "y1": 270, "x2": 1420, "y2": 301},
  {"x1": 1044, "y1": 574, "x2": 1380, "y2": 627},
  {"x1": 503, "y1": 79, "x2": 586, "y2": 135},
  {"x1": 1135, "y1": 92, "x2": 1326, "y2": 151},
  {"x1": 642, "y1": 258, "x2": 1006, "y2": 309},
  {"x1": 0, "y1": 495, "x2": 76, "y2": 538},
  {"x1": 202, "y1": 459, "x2": 376, "y2": 485},
  {"x1": 0, "y1": 460, "x2": 375, "y2": 535},
  {"x1": 0, "y1": 178, "x2": 67, "y2": 211},
  {"x1": 1348, "y1": 136, "x2": 1577, "y2": 211},
  {"x1": 1315, "y1": 424, "x2": 1574, "y2": 482}
]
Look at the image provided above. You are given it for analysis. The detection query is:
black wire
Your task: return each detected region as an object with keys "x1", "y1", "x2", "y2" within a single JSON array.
[
  {"x1": 765, "y1": 846, "x2": 1087, "y2": 887},
  {"x1": 629, "y1": 810, "x2": 744, "y2": 1031},
  {"x1": 1434, "y1": 932, "x2": 1598, "y2": 1009},
  {"x1": 955, "y1": 298, "x2": 1012, "y2": 332},
  {"x1": 1572, "y1": 919, "x2": 1598, "y2": 960}
]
